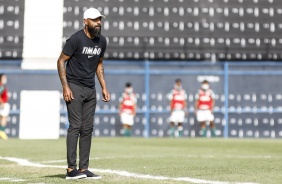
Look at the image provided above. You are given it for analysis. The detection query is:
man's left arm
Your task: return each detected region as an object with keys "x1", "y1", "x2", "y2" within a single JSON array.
[
  {"x1": 0, "y1": 96, "x2": 3, "y2": 108},
  {"x1": 211, "y1": 99, "x2": 215, "y2": 113},
  {"x1": 133, "y1": 104, "x2": 137, "y2": 117},
  {"x1": 210, "y1": 90, "x2": 215, "y2": 113},
  {"x1": 0, "y1": 87, "x2": 5, "y2": 107},
  {"x1": 96, "y1": 58, "x2": 110, "y2": 102}
]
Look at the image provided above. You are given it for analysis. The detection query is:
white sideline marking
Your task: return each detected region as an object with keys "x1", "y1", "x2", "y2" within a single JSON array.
[
  {"x1": 41, "y1": 154, "x2": 275, "y2": 163},
  {"x1": 0, "y1": 177, "x2": 25, "y2": 182},
  {"x1": 0, "y1": 156, "x2": 258, "y2": 184},
  {"x1": 41, "y1": 159, "x2": 66, "y2": 163},
  {"x1": 41, "y1": 155, "x2": 163, "y2": 163},
  {"x1": 11, "y1": 179, "x2": 26, "y2": 182}
]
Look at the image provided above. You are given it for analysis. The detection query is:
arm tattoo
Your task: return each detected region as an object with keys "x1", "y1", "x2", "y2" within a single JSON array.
[
  {"x1": 57, "y1": 59, "x2": 68, "y2": 87},
  {"x1": 97, "y1": 64, "x2": 104, "y2": 80},
  {"x1": 96, "y1": 62, "x2": 107, "y2": 89}
]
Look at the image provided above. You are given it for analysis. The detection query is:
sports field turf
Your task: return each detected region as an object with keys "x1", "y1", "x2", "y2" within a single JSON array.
[{"x1": 0, "y1": 138, "x2": 281, "y2": 184}]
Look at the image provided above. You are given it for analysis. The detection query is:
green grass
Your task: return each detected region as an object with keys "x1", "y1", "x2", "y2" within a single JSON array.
[{"x1": 0, "y1": 138, "x2": 282, "y2": 184}]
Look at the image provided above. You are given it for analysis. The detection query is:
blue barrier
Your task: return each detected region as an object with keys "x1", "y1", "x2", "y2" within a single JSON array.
[{"x1": 1, "y1": 61, "x2": 282, "y2": 138}]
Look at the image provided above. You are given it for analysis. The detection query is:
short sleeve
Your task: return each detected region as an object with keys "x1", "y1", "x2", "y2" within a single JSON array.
[
  {"x1": 62, "y1": 37, "x2": 77, "y2": 57},
  {"x1": 210, "y1": 89, "x2": 216, "y2": 99}
]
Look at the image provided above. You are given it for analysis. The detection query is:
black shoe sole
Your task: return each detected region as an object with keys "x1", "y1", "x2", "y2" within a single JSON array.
[{"x1": 66, "y1": 174, "x2": 87, "y2": 180}]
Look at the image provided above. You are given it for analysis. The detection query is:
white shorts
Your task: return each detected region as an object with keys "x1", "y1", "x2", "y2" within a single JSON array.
[
  {"x1": 120, "y1": 112, "x2": 134, "y2": 126},
  {"x1": 196, "y1": 110, "x2": 214, "y2": 122},
  {"x1": 0, "y1": 103, "x2": 10, "y2": 117},
  {"x1": 170, "y1": 110, "x2": 185, "y2": 123}
]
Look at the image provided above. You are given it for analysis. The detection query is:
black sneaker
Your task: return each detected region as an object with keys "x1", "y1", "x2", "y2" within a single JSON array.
[
  {"x1": 66, "y1": 169, "x2": 87, "y2": 180},
  {"x1": 81, "y1": 170, "x2": 102, "y2": 179}
]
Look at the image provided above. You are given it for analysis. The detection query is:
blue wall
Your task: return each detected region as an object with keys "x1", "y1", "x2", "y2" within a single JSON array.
[{"x1": 1, "y1": 61, "x2": 282, "y2": 138}]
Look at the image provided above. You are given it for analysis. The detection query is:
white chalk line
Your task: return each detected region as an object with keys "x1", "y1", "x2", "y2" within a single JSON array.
[
  {"x1": 0, "y1": 156, "x2": 258, "y2": 184},
  {"x1": 0, "y1": 177, "x2": 26, "y2": 182},
  {"x1": 41, "y1": 155, "x2": 167, "y2": 163},
  {"x1": 41, "y1": 154, "x2": 276, "y2": 164}
]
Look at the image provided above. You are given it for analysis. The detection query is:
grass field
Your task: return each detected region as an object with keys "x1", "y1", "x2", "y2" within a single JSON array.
[{"x1": 0, "y1": 138, "x2": 281, "y2": 184}]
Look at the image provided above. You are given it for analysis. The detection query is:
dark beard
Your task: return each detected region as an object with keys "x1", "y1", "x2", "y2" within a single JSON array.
[{"x1": 87, "y1": 26, "x2": 101, "y2": 38}]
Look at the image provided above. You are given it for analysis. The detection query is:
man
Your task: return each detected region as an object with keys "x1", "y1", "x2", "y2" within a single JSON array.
[
  {"x1": 0, "y1": 74, "x2": 10, "y2": 140},
  {"x1": 194, "y1": 80, "x2": 216, "y2": 137},
  {"x1": 119, "y1": 82, "x2": 137, "y2": 137},
  {"x1": 57, "y1": 8, "x2": 110, "y2": 180},
  {"x1": 167, "y1": 79, "x2": 188, "y2": 137}
]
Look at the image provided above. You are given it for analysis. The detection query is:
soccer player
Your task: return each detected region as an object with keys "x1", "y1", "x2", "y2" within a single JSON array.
[
  {"x1": 194, "y1": 80, "x2": 216, "y2": 137},
  {"x1": 0, "y1": 74, "x2": 10, "y2": 140},
  {"x1": 119, "y1": 82, "x2": 137, "y2": 137},
  {"x1": 167, "y1": 79, "x2": 188, "y2": 137},
  {"x1": 57, "y1": 8, "x2": 110, "y2": 179}
]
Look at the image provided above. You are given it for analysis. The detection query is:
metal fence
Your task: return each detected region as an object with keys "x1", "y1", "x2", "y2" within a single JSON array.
[{"x1": 1, "y1": 61, "x2": 282, "y2": 138}]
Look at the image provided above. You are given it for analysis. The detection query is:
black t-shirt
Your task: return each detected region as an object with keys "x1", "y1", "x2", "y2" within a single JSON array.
[{"x1": 62, "y1": 29, "x2": 107, "y2": 89}]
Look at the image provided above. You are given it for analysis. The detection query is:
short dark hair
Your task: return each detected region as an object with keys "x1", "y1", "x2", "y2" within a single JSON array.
[
  {"x1": 202, "y1": 80, "x2": 209, "y2": 84},
  {"x1": 125, "y1": 82, "x2": 131, "y2": 87},
  {"x1": 0, "y1": 73, "x2": 4, "y2": 81},
  {"x1": 175, "y1": 78, "x2": 181, "y2": 83}
]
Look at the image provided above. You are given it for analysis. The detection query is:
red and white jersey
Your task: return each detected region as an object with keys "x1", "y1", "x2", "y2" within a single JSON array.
[
  {"x1": 195, "y1": 89, "x2": 215, "y2": 110},
  {"x1": 167, "y1": 88, "x2": 187, "y2": 110},
  {"x1": 119, "y1": 92, "x2": 137, "y2": 114},
  {"x1": 0, "y1": 85, "x2": 8, "y2": 103}
]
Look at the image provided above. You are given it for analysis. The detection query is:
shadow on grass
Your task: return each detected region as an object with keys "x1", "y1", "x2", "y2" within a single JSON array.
[{"x1": 43, "y1": 174, "x2": 65, "y2": 179}]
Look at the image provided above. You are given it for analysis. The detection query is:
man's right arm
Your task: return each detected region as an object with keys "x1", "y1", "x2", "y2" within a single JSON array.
[
  {"x1": 0, "y1": 96, "x2": 3, "y2": 108},
  {"x1": 57, "y1": 52, "x2": 73, "y2": 102}
]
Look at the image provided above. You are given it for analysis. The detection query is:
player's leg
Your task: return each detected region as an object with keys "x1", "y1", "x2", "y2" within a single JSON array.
[
  {"x1": 127, "y1": 125, "x2": 132, "y2": 136},
  {"x1": 210, "y1": 121, "x2": 216, "y2": 137},
  {"x1": 208, "y1": 111, "x2": 216, "y2": 137},
  {"x1": 126, "y1": 114, "x2": 134, "y2": 136},
  {"x1": 66, "y1": 83, "x2": 85, "y2": 172},
  {"x1": 121, "y1": 113, "x2": 130, "y2": 136},
  {"x1": 177, "y1": 122, "x2": 183, "y2": 137},
  {"x1": 197, "y1": 110, "x2": 207, "y2": 137},
  {"x1": 122, "y1": 123, "x2": 126, "y2": 136},
  {"x1": 0, "y1": 116, "x2": 8, "y2": 140},
  {"x1": 177, "y1": 111, "x2": 185, "y2": 137},
  {"x1": 0, "y1": 103, "x2": 10, "y2": 140},
  {"x1": 169, "y1": 111, "x2": 177, "y2": 137},
  {"x1": 123, "y1": 124, "x2": 130, "y2": 136},
  {"x1": 200, "y1": 121, "x2": 207, "y2": 137},
  {"x1": 170, "y1": 121, "x2": 175, "y2": 137},
  {"x1": 79, "y1": 87, "x2": 96, "y2": 171}
]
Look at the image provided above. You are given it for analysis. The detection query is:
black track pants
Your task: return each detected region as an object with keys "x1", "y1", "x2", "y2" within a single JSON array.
[{"x1": 66, "y1": 82, "x2": 96, "y2": 170}]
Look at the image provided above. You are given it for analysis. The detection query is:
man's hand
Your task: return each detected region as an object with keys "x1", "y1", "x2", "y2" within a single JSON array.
[
  {"x1": 184, "y1": 109, "x2": 188, "y2": 116},
  {"x1": 132, "y1": 111, "x2": 136, "y2": 117},
  {"x1": 102, "y1": 88, "x2": 110, "y2": 102},
  {"x1": 63, "y1": 85, "x2": 74, "y2": 102}
]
